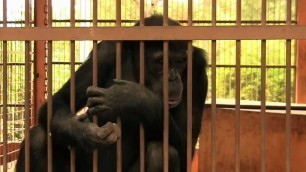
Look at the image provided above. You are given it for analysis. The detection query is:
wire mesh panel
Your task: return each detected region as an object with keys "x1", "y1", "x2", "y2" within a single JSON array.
[{"x1": 1, "y1": 1, "x2": 34, "y2": 171}]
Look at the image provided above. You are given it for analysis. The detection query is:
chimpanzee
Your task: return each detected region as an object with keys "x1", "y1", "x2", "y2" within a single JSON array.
[{"x1": 16, "y1": 15, "x2": 208, "y2": 172}]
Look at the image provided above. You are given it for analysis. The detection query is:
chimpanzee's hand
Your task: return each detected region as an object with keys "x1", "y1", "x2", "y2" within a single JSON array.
[
  {"x1": 51, "y1": 113, "x2": 120, "y2": 150},
  {"x1": 86, "y1": 79, "x2": 158, "y2": 119},
  {"x1": 73, "y1": 114, "x2": 121, "y2": 149},
  {"x1": 83, "y1": 122, "x2": 120, "y2": 148}
]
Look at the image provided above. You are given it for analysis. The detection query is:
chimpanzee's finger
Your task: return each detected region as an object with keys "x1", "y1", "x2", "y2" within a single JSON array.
[
  {"x1": 73, "y1": 113, "x2": 88, "y2": 122},
  {"x1": 86, "y1": 122, "x2": 114, "y2": 143},
  {"x1": 86, "y1": 86, "x2": 108, "y2": 97},
  {"x1": 113, "y1": 79, "x2": 130, "y2": 85},
  {"x1": 87, "y1": 105, "x2": 111, "y2": 116},
  {"x1": 86, "y1": 97, "x2": 106, "y2": 108},
  {"x1": 100, "y1": 123, "x2": 121, "y2": 144},
  {"x1": 112, "y1": 123, "x2": 121, "y2": 139}
]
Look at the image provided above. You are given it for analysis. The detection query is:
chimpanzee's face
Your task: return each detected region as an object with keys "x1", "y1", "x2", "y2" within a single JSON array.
[{"x1": 145, "y1": 41, "x2": 188, "y2": 108}]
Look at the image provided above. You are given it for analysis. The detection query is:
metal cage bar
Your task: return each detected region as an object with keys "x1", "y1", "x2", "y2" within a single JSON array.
[
  {"x1": 163, "y1": 1, "x2": 169, "y2": 171},
  {"x1": 235, "y1": 0, "x2": 242, "y2": 171},
  {"x1": 92, "y1": 1, "x2": 99, "y2": 171},
  {"x1": 139, "y1": 0, "x2": 145, "y2": 171},
  {"x1": 24, "y1": 1, "x2": 31, "y2": 172},
  {"x1": 187, "y1": 0, "x2": 193, "y2": 172},
  {"x1": 47, "y1": 0, "x2": 53, "y2": 171},
  {"x1": 286, "y1": 0, "x2": 292, "y2": 171},
  {"x1": 92, "y1": 43, "x2": 98, "y2": 172},
  {"x1": 261, "y1": 0, "x2": 267, "y2": 171},
  {"x1": 70, "y1": 0, "x2": 76, "y2": 171},
  {"x1": 2, "y1": 0, "x2": 8, "y2": 171},
  {"x1": 1, "y1": 26, "x2": 306, "y2": 41},
  {"x1": 115, "y1": 0, "x2": 123, "y2": 172},
  {"x1": 211, "y1": 0, "x2": 217, "y2": 171}
]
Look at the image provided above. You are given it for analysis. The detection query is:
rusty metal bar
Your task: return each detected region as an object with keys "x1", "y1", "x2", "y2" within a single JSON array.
[
  {"x1": 286, "y1": 0, "x2": 292, "y2": 171},
  {"x1": 139, "y1": 0, "x2": 145, "y2": 172},
  {"x1": 2, "y1": 44, "x2": 8, "y2": 171},
  {"x1": 47, "y1": 0, "x2": 53, "y2": 171},
  {"x1": 92, "y1": 42, "x2": 98, "y2": 172},
  {"x1": 116, "y1": 0, "x2": 122, "y2": 172},
  {"x1": 1, "y1": 26, "x2": 306, "y2": 40},
  {"x1": 115, "y1": 43, "x2": 122, "y2": 172},
  {"x1": 92, "y1": 0, "x2": 99, "y2": 171},
  {"x1": 43, "y1": 19, "x2": 297, "y2": 25},
  {"x1": 206, "y1": 64, "x2": 295, "y2": 68},
  {"x1": 29, "y1": 62, "x2": 294, "y2": 68},
  {"x1": 186, "y1": 33, "x2": 193, "y2": 172},
  {"x1": 163, "y1": 1, "x2": 169, "y2": 172},
  {"x1": 24, "y1": 0, "x2": 31, "y2": 171},
  {"x1": 285, "y1": 41, "x2": 292, "y2": 172},
  {"x1": 261, "y1": 0, "x2": 267, "y2": 171},
  {"x1": 2, "y1": 0, "x2": 8, "y2": 171},
  {"x1": 70, "y1": 0, "x2": 76, "y2": 171},
  {"x1": 211, "y1": 0, "x2": 217, "y2": 171},
  {"x1": 163, "y1": 42, "x2": 169, "y2": 172},
  {"x1": 203, "y1": 104, "x2": 306, "y2": 111},
  {"x1": 187, "y1": 0, "x2": 193, "y2": 172},
  {"x1": 47, "y1": 30, "x2": 53, "y2": 172},
  {"x1": 235, "y1": 0, "x2": 241, "y2": 172},
  {"x1": 260, "y1": 40, "x2": 267, "y2": 172},
  {"x1": 235, "y1": 42, "x2": 241, "y2": 172},
  {"x1": 33, "y1": 0, "x2": 47, "y2": 123}
]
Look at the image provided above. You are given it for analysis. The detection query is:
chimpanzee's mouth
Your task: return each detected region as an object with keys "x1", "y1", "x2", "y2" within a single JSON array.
[{"x1": 168, "y1": 97, "x2": 182, "y2": 108}]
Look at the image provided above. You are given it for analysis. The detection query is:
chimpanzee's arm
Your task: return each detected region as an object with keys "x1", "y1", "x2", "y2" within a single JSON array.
[
  {"x1": 37, "y1": 41, "x2": 120, "y2": 149},
  {"x1": 85, "y1": 80, "x2": 186, "y2": 168}
]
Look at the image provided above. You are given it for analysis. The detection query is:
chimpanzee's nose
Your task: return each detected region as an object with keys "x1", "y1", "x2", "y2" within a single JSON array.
[{"x1": 169, "y1": 69, "x2": 178, "y2": 81}]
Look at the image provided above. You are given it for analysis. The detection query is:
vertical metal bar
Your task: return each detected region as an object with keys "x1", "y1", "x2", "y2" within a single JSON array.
[
  {"x1": 139, "y1": 0, "x2": 145, "y2": 172},
  {"x1": 285, "y1": 40, "x2": 292, "y2": 172},
  {"x1": 235, "y1": 0, "x2": 241, "y2": 172},
  {"x1": 34, "y1": 0, "x2": 47, "y2": 123},
  {"x1": 116, "y1": 1, "x2": 122, "y2": 172},
  {"x1": 163, "y1": 1, "x2": 169, "y2": 172},
  {"x1": 2, "y1": 44, "x2": 8, "y2": 172},
  {"x1": 92, "y1": 44, "x2": 98, "y2": 172},
  {"x1": 211, "y1": 0, "x2": 217, "y2": 171},
  {"x1": 47, "y1": 0, "x2": 53, "y2": 171},
  {"x1": 187, "y1": 0, "x2": 193, "y2": 172},
  {"x1": 2, "y1": 0, "x2": 8, "y2": 171},
  {"x1": 25, "y1": 0, "x2": 31, "y2": 171},
  {"x1": 70, "y1": 0, "x2": 76, "y2": 171},
  {"x1": 286, "y1": 0, "x2": 292, "y2": 171},
  {"x1": 92, "y1": 0, "x2": 98, "y2": 171},
  {"x1": 261, "y1": 0, "x2": 267, "y2": 171}
]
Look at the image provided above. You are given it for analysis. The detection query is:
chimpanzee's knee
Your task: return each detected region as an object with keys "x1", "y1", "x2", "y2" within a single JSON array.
[{"x1": 146, "y1": 142, "x2": 180, "y2": 172}]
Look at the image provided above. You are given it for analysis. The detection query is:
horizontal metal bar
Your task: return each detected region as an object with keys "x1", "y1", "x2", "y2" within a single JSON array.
[
  {"x1": 49, "y1": 19, "x2": 298, "y2": 24},
  {"x1": 0, "y1": 104, "x2": 31, "y2": 107},
  {"x1": 1, "y1": 25, "x2": 306, "y2": 41},
  {"x1": 0, "y1": 21, "x2": 35, "y2": 24},
  {"x1": 204, "y1": 104, "x2": 306, "y2": 110},
  {"x1": 0, "y1": 63, "x2": 295, "y2": 68},
  {"x1": 51, "y1": 61, "x2": 83, "y2": 65},
  {"x1": 0, "y1": 20, "x2": 297, "y2": 25},
  {"x1": 207, "y1": 65, "x2": 296, "y2": 68},
  {"x1": 2, "y1": 103, "x2": 303, "y2": 110}
]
